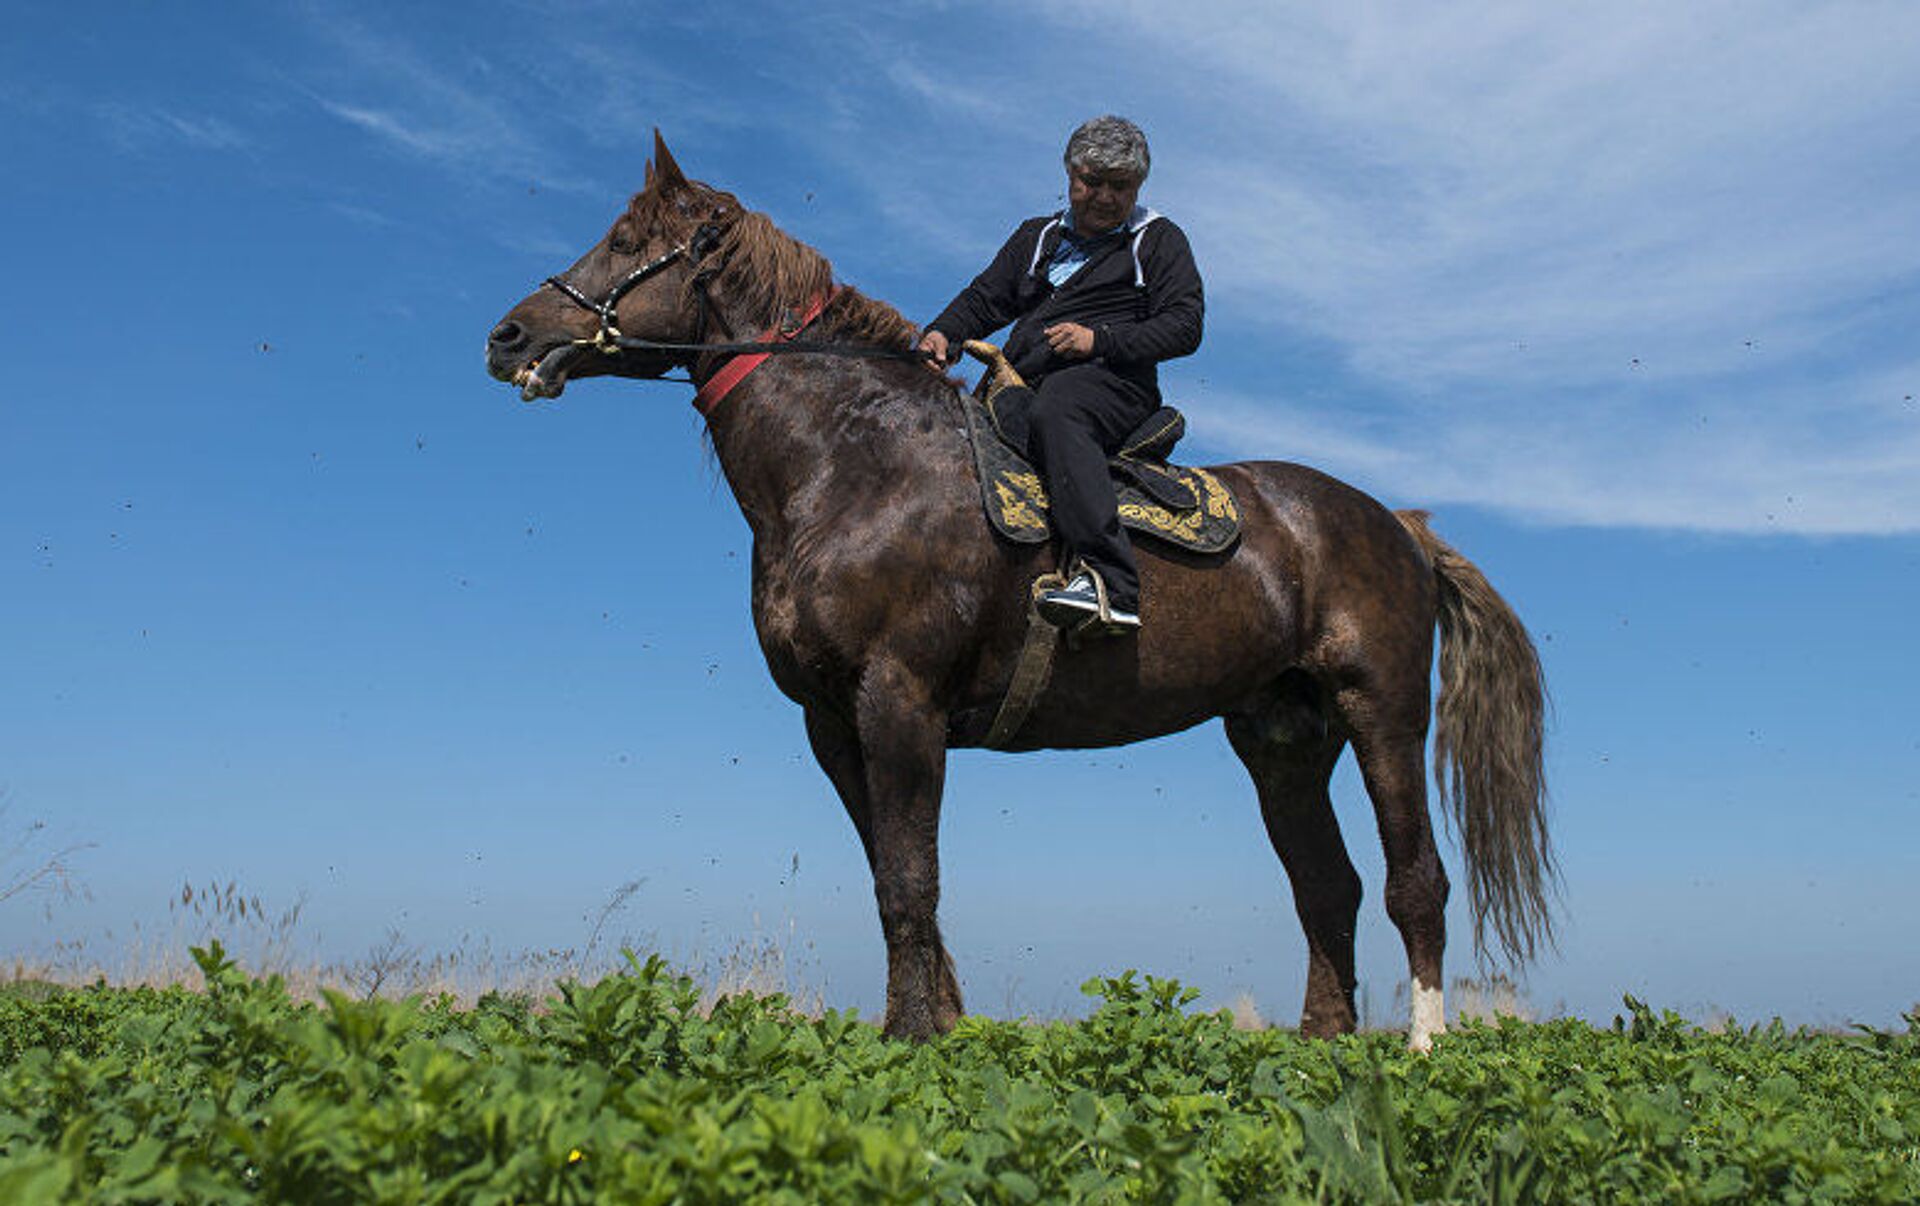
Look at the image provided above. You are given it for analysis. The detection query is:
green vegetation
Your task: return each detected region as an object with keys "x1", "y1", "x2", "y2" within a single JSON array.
[{"x1": 1, "y1": 946, "x2": 1914, "y2": 1203}]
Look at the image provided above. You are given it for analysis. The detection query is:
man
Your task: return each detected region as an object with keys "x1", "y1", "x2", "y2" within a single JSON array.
[{"x1": 919, "y1": 116, "x2": 1204, "y2": 632}]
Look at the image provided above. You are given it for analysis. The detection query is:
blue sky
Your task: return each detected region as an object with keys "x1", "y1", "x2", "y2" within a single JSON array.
[{"x1": 3, "y1": 2, "x2": 1917, "y2": 1027}]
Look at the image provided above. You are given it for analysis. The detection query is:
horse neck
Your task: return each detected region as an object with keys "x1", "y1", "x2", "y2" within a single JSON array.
[
  {"x1": 692, "y1": 259, "x2": 933, "y2": 533},
  {"x1": 704, "y1": 362, "x2": 859, "y2": 535}
]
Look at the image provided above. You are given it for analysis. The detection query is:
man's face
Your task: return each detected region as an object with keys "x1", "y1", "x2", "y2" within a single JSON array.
[{"x1": 1068, "y1": 166, "x2": 1142, "y2": 235}]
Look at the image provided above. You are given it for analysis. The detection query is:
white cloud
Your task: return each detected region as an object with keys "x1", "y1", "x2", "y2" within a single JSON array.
[
  {"x1": 324, "y1": 200, "x2": 396, "y2": 227},
  {"x1": 315, "y1": 99, "x2": 463, "y2": 160},
  {"x1": 975, "y1": 0, "x2": 1920, "y2": 534},
  {"x1": 882, "y1": 62, "x2": 1015, "y2": 123},
  {"x1": 93, "y1": 104, "x2": 250, "y2": 153},
  {"x1": 1179, "y1": 371, "x2": 1920, "y2": 535},
  {"x1": 295, "y1": 18, "x2": 604, "y2": 199},
  {"x1": 1103, "y1": 4, "x2": 1920, "y2": 375},
  {"x1": 260, "y1": 1, "x2": 1920, "y2": 534}
]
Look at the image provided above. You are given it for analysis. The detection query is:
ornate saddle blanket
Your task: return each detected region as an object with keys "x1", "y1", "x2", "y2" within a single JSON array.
[{"x1": 960, "y1": 390, "x2": 1241, "y2": 554}]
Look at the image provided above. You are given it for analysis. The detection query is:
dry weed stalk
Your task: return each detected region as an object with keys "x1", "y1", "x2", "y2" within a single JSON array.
[{"x1": 3, "y1": 875, "x2": 828, "y2": 1017}]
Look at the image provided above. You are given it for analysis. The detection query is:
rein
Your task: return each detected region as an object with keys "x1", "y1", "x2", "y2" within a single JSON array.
[{"x1": 540, "y1": 223, "x2": 935, "y2": 410}]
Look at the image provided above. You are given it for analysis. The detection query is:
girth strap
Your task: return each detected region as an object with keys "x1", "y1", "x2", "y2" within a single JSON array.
[{"x1": 982, "y1": 571, "x2": 1069, "y2": 749}]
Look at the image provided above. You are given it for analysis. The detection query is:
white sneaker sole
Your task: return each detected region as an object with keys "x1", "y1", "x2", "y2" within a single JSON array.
[{"x1": 1037, "y1": 593, "x2": 1140, "y2": 631}]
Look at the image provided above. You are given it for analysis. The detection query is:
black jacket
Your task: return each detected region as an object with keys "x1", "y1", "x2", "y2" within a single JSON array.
[{"x1": 926, "y1": 211, "x2": 1204, "y2": 394}]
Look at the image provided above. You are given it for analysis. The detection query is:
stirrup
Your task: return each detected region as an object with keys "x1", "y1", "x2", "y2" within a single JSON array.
[{"x1": 1037, "y1": 565, "x2": 1140, "y2": 635}]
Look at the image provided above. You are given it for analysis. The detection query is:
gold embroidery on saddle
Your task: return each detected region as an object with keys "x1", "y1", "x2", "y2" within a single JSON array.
[{"x1": 959, "y1": 341, "x2": 1241, "y2": 555}]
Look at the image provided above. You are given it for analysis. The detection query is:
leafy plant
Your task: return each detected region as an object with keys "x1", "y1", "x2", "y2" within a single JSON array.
[{"x1": 0, "y1": 956, "x2": 1914, "y2": 1203}]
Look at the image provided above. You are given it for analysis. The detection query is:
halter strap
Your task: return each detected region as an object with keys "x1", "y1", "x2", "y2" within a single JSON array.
[
  {"x1": 542, "y1": 224, "x2": 724, "y2": 353},
  {"x1": 692, "y1": 288, "x2": 841, "y2": 417}
]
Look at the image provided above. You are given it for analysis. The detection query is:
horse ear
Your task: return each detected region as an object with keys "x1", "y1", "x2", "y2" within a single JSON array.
[
  {"x1": 644, "y1": 155, "x2": 656, "y2": 188},
  {"x1": 653, "y1": 129, "x2": 686, "y2": 189}
]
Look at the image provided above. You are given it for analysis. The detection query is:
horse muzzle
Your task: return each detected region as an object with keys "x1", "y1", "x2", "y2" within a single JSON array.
[{"x1": 486, "y1": 319, "x2": 583, "y2": 401}]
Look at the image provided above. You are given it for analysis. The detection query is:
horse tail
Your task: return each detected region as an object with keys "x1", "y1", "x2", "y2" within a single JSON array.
[{"x1": 1394, "y1": 509, "x2": 1556, "y2": 966}]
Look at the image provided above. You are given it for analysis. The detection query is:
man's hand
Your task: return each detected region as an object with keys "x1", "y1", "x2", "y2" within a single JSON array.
[
  {"x1": 1044, "y1": 322, "x2": 1095, "y2": 359},
  {"x1": 917, "y1": 329, "x2": 951, "y2": 373}
]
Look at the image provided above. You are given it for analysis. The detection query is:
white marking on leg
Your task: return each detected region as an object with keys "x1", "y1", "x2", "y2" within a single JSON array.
[{"x1": 1409, "y1": 977, "x2": 1446, "y2": 1053}]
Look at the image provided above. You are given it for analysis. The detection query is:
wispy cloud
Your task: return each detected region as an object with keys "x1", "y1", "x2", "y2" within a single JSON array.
[
  {"x1": 93, "y1": 104, "x2": 251, "y2": 154},
  {"x1": 324, "y1": 200, "x2": 396, "y2": 228},
  {"x1": 1178, "y1": 368, "x2": 1920, "y2": 535},
  {"x1": 1138, "y1": 3, "x2": 1920, "y2": 387},
  {"x1": 293, "y1": 15, "x2": 603, "y2": 199},
  {"x1": 250, "y1": 0, "x2": 1920, "y2": 534},
  {"x1": 314, "y1": 99, "x2": 466, "y2": 160},
  {"x1": 882, "y1": 62, "x2": 1015, "y2": 123},
  {"x1": 955, "y1": 0, "x2": 1920, "y2": 534}
]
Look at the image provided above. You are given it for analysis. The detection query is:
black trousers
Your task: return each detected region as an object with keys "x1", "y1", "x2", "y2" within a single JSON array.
[{"x1": 997, "y1": 362, "x2": 1158, "y2": 610}]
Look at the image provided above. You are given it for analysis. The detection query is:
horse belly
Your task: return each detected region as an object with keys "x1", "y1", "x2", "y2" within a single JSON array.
[{"x1": 980, "y1": 606, "x2": 1294, "y2": 750}]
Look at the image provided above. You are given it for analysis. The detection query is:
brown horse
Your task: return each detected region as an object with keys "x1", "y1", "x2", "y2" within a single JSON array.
[{"x1": 485, "y1": 134, "x2": 1552, "y2": 1050}]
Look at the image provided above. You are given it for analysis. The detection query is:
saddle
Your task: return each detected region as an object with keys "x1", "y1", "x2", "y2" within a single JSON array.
[{"x1": 959, "y1": 341, "x2": 1241, "y2": 554}]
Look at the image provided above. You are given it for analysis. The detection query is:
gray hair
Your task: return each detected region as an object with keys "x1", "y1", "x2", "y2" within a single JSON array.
[{"x1": 1064, "y1": 115, "x2": 1150, "y2": 182}]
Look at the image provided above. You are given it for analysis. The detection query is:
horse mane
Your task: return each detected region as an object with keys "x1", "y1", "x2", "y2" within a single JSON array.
[
  {"x1": 613, "y1": 182, "x2": 920, "y2": 351},
  {"x1": 719, "y1": 211, "x2": 921, "y2": 349}
]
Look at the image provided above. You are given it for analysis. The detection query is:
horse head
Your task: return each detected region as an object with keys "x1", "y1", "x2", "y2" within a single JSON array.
[{"x1": 486, "y1": 132, "x2": 740, "y2": 400}]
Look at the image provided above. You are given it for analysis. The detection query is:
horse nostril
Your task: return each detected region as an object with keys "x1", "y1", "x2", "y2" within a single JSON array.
[{"x1": 489, "y1": 320, "x2": 525, "y2": 350}]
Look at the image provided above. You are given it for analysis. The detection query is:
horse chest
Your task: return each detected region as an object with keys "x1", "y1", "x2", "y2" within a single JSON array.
[{"x1": 748, "y1": 552, "x2": 841, "y2": 698}]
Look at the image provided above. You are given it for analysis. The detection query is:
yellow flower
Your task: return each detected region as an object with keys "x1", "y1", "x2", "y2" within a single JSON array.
[{"x1": 568, "y1": 1148, "x2": 585, "y2": 1164}]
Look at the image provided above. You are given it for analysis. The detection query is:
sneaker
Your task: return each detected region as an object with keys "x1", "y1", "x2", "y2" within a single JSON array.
[{"x1": 1037, "y1": 574, "x2": 1142, "y2": 631}]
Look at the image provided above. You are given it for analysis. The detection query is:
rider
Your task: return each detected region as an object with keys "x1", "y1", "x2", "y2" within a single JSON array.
[{"x1": 918, "y1": 116, "x2": 1204, "y2": 631}]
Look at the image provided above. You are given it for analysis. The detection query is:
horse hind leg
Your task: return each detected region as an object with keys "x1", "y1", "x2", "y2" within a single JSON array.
[
  {"x1": 1343, "y1": 692, "x2": 1451, "y2": 1052},
  {"x1": 1226, "y1": 684, "x2": 1360, "y2": 1038}
]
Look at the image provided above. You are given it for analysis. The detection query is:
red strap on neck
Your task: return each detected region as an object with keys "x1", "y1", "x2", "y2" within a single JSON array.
[{"x1": 692, "y1": 288, "x2": 840, "y2": 417}]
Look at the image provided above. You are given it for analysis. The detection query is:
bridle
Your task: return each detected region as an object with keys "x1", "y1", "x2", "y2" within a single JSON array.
[
  {"x1": 542, "y1": 222, "x2": 726, "y2": 357},
  {"x1": 538, "y1": 222, "x2": 935, "y2": 374}
]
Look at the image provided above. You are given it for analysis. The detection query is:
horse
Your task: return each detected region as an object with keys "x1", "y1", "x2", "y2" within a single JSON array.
[{"x1": 485, "y1": 133, "x2": 1553, "y2": 1051}]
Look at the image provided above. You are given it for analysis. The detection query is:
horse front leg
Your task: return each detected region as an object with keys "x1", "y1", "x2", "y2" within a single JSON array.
[{"x1": 806, "y1": 665, "x2": 962, "y2": 1040}]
